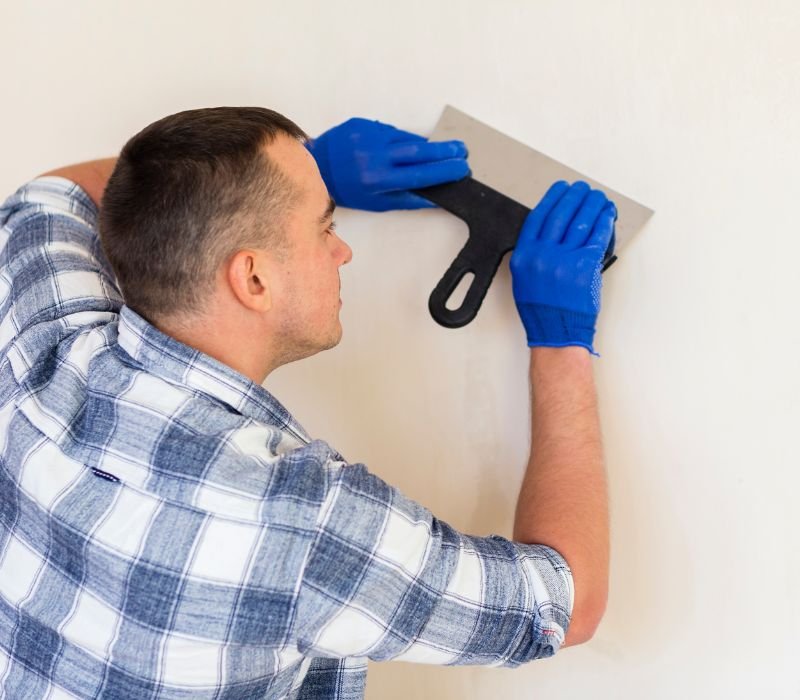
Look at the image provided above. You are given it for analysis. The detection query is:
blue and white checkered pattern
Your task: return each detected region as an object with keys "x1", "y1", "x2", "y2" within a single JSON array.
[{"x1": 0, "y1": 177, "x2": 574, "y2": 699}]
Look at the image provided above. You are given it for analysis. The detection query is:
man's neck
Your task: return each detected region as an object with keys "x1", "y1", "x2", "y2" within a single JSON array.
[{"x1": 154, "y1": 312, "x2": 272, "y2": 386}]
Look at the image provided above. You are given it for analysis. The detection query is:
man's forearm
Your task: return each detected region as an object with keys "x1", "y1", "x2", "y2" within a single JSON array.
[
  {"x1": 40, "y1": 158, "x2": 117, "y2": 209},
  {"x1": 513, "y1": 346, "x2": 609, "y2": 647}
]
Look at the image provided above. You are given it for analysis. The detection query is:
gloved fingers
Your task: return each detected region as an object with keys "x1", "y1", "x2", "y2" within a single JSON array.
[
  {"x1": 386, "y1": 127, "x2": 428, "y2": 143},
  {"x1": 562, "y1": 189, "x2": 609, "y2": 249},
  {"x1": 540, "y1": 181, "x2": 591, "y2": 244},
  {"x1": 586, "y1": 202, "x2": 617, "y2": 253},
  {"x1": 377, "y1": 158, "x2": 471, "y2": 191},
  {"x1": 388, "y1": 140, "x2": 468, "y2": 165},
  {"x1": 342, "y1": 117, "x2": 395, "y2": 134},
  {"x1": 516, "y1": 181, "x2": 570, "y2": 249}
]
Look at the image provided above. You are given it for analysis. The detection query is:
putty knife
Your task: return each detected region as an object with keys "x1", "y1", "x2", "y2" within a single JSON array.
[{"x1": 414, "y1": 106, "x2": 654, "y2": 328}]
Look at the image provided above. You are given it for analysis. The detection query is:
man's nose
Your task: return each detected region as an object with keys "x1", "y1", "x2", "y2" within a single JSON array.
[{"x1": 338, "y1": 236, "x2": 353, "y2": 266}]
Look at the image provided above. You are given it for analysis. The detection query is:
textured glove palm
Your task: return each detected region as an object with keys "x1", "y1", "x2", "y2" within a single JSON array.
[
  {"x1": 510, "y1": 181, "x2": 617, "y2": 356},
  {"x1": 307, "y1": 118, "x2": 470, "y2": 211}
]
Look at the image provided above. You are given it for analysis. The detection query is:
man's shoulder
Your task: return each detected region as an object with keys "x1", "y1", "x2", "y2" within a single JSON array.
[
  {"x1": 5, "y1": 320, "x2": 316, "y2": 478},
  {"x1": 0, "y1": 176, "x2": 98, "y2": 254},
  {"x1": 2, "y1": 304, "x2": 346, "y2": 529}
]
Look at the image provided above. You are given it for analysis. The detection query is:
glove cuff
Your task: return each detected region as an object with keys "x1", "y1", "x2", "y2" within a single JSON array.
[{"x1": 516, "y1": 303, "x2": 600, "y2": 357}]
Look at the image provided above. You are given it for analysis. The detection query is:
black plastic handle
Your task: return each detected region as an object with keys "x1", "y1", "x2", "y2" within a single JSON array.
[
  {"x1": 427, "y1": 238, "x2": 504, "y2": 328},
  {"x1": 415, "y1": 177, "x2": 618, "y2": 329},
  {"x1": 414, "y1": 178, "x2": 528, "y2": 328}
]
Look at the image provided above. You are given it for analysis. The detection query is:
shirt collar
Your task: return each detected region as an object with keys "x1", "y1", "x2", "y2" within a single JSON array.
[{"x1": 116, "y1": 305, "x2": 310, "y2": 443}]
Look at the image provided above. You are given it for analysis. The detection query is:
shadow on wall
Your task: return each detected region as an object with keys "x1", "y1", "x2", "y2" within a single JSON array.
[{"x1": 593, "y1": 363, "x2": 696, "y2": 660}]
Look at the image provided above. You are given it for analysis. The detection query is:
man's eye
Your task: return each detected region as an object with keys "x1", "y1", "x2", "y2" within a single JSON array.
[{"x1": 327, "y1": 220, "x2": 337, "y2": 234}]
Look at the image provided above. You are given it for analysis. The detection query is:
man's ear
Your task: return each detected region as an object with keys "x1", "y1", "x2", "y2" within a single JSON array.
[{"x1": 226, "y1": 249, "x2": 272, "y2": 312}]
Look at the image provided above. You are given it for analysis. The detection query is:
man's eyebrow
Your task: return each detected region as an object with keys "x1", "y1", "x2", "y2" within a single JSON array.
[{"x1": 318, "y1": 197, "x2": 336, "y2": 224}]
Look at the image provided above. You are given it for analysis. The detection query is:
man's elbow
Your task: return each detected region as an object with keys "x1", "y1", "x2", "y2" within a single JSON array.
[{"x1": 562, "y1": 590, "x2": 608, "y2": 647}]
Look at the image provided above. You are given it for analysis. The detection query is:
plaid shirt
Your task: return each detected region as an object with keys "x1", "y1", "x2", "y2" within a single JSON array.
[{"x1": 0, "y1": 177, "x2": 574, "y2": 699}]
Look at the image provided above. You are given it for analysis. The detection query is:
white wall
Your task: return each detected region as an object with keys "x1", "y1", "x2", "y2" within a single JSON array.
[{"x1": 2, "y1": 1, "x2": 798, "y2": 697}]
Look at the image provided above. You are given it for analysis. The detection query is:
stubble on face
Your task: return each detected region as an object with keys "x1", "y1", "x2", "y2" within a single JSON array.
[
  {"x1": 274, "y1": 280, "x2": 343, "y2": 366},
  {"x1": 263, "y1": 136, "x2": 345, "y2": 365}
]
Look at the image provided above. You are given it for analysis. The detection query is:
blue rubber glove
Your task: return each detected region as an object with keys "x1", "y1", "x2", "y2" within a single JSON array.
[
  {"x1": 307, "y1": 118, "x2": 470, "y2": 211},
  {"x1": 510, "y1": 180, "x2": 618, "y2": 356}
]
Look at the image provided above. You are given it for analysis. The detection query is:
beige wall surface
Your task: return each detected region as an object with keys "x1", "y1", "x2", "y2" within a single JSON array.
[{"x1": 2, "y1": 1, "x2": 798, "y2": 697}]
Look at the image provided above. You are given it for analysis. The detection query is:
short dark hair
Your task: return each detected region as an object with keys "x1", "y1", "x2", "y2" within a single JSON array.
[{"x1": 99, "y1": 106, "x2": 307, "y2": 323}]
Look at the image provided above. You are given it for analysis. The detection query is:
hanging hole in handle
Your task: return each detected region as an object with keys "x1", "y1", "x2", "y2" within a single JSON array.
[{"x1": 445, "y1": 271, "x2": 475, "y2": 311}]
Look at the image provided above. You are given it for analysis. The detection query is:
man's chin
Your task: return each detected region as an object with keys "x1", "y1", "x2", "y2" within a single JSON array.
[
  {"x1": 272, "y1": 319, "x2": 344, "y2": 369},
  {"x1": 323, "y1": 322, "x2": 343, "y2": 351},
  {"x1": 293, "y1": 327, "x2": 343, "y2": 362}
]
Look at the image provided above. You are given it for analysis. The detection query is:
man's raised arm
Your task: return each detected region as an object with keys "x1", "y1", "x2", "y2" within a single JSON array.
[
  {"x1": 515, "y1": 346, "x2": 609, "y2": 646},
  {"x1": 509, "y1": 181, "x2": 616, "y2": 646},
  {"x1": 0, "y1": 160, "x2": 124, "y2": 365}
]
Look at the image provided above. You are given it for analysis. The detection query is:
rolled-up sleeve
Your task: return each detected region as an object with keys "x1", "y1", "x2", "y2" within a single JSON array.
[
  {"x1": 0, "y1": 177, "x2": 123, "y2": 366},
  {"x1": 295, "y1": 458, "x2": 573, "y2": 667}
]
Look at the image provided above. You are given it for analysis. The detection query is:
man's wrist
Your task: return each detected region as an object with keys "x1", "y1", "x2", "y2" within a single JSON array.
[{"x1": 530, "y1": 346, "x2": 594, "y2": 374}]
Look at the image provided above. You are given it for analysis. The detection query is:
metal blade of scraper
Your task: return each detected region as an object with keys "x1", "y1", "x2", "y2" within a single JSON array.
[{"x1": 414, "y1": 105, "x2": 654, "y2": 328}]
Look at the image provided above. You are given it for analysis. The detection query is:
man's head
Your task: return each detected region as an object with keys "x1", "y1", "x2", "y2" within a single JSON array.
[{"x1": 100, "y1": 106, "x2": 352, "y2": 382}]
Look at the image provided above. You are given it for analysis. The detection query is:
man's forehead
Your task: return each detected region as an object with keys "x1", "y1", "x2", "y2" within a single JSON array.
[
  {"x1": 261, "y1": 135, "x2": 331, "y2": 219},
  {"x1": 262, "y1": 135, "x2": 309, "y2": 179}
]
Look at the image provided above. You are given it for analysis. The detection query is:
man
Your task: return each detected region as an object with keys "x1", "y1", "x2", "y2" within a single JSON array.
[{"x1": 0, "y1": 107, "x2": 613, "y2": 698}]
